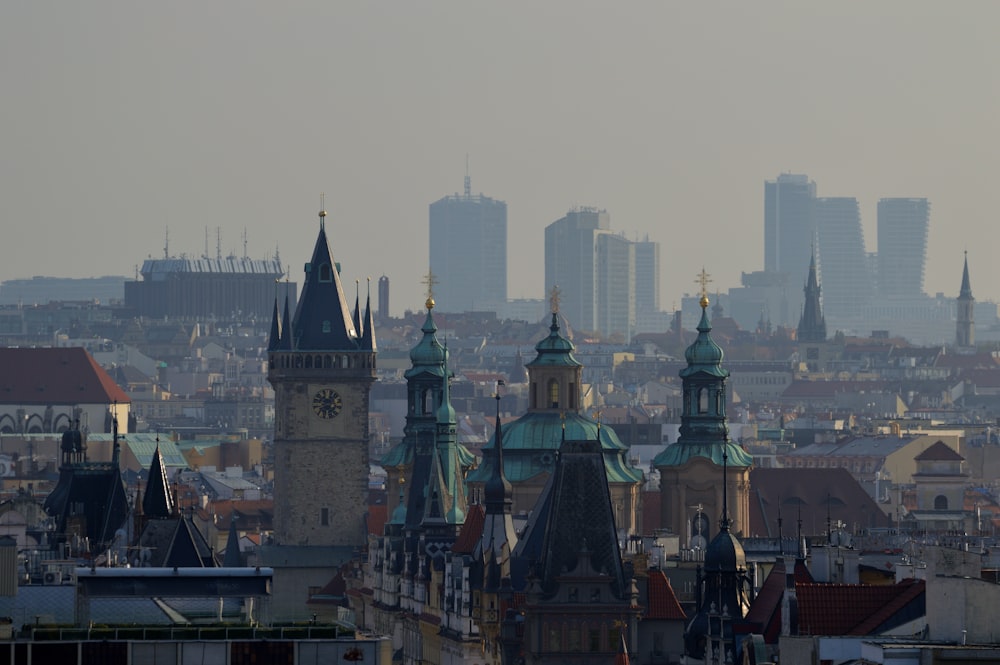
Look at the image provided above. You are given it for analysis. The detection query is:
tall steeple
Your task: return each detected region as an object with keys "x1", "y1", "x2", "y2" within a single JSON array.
[
  {"x1": 265, "y1": 203, "x2": 377, "y2": 552},
  {"x1": 142, "y1": 438, "x2": 175, "y2": 519},
  {"x1": 475, "y1": 390, "x2": 517, "y2": 592},
  {"x1": 797, "y1": 250, "x2": 827, "y2": 343},
  {"x1": 957, "y1": 251, "x2": 975, "y2": 348},
  {"x1": 654, "y1": 277, "x2": 753, "y2": 549}
]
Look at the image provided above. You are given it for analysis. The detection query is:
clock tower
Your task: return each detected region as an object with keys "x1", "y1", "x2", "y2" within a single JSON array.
[{"x1": 267, "y1": 206, "x2": 376, "y2": 549}]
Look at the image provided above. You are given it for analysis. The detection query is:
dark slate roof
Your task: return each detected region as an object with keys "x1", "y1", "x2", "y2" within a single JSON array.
[
  {"x1": 141, "y1": 443, "x2": 175, "y2": 519},
  {"x1": 43, "y1": 462, "x2": 130, "y2": 550},
  {"x1": 748, "y1": 468, "x2": 889, "y2": 537},
  {"x1": 914, "y1": 440, "x2": 964, "y2": 461},
  {"x1": 138, "y1": 517, "x2": 215, "y2": 568},
  {"x1": 523, "y1": 438, "x2": 627, "y2": 599},
  {"x1": 290, "y1": 219, "x2": 358, "y2": 351},
  {"x1": 0, "y1": 347, "x2": 130, "y2": 405}
]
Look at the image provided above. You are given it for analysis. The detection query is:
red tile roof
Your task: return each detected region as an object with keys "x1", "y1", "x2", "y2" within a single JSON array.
[
  {"x1": 0, "y1": 347, "x2": 129, "y2": 405},
  {"x1": 644, "y1": 569, "x2": 686, "y2": 620},
  {"x1": 797, "y1": 578, "x2": 924, "y2": 635},
  {"x1": 452, "y1": 503, "x2": 485, "y2": 554}
]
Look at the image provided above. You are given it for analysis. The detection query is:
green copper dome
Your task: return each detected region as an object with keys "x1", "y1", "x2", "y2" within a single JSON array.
[
  {"x1": 527, "y1": 313, "x2": 583, "y2": 368},
  {"x1": 467, "y1": 412, "x2": 643, "y2": 485},
  {"x1": 681, "y1": 299, "x2": 727, "y2": 378},
  {"x1": 407, "y1": 306, "x2": 446, "y2": 377}
]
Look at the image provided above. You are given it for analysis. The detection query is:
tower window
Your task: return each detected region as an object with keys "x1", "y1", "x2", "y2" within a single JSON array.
[
  {"x1": 319, "y1": 263, "x2": 333, "y2": 282},
  {"x1": 321, "y1": 508, "x2": 329, "y2": 526},
  {"x1": 322, "y1": 320, "x2": 331, "y2": 333},
  {"x1": 698, "y1": 388, "x2": 708, "y2": 414},
  {"x1": 569, "y1": 383, "x2": 576, "y2": 409},
  {"x1": 548, "y1": 379, "x2": 559, "y2": 409},
  {"x1": 934, "y1": 495, "x2": 948, "y2": 510}
]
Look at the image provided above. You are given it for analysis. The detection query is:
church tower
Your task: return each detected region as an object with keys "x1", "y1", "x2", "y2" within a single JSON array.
[
  {"x1": 267, "y1": 206, "x2": 376, "y2": 549},
  {"x1": 797, "y1": 250, "x2": 827, "y2": 343},
  {"x1": 654, "y1": 279, "x2": 752, "y2": 544},
  {"x1": 956, "y1": 252, "x2": 975, "y2": 348}
]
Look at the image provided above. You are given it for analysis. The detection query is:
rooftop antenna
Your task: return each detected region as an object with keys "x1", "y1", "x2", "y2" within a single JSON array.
[
  {"x1": 464, "y1": 154, "x2": 471, "y2": 198},
  {"x1": 242, "y1": 227, "x2": 248, "y2": 259},
  {"x1": 163, "y1": 227, "x2": 170, "y2": 259},
  {"x1": 216, "y1": 227, "x2": 222, "y2": 261},
  {"x1": 204, "y1": 226, "x2": 209, "y2": 259}
]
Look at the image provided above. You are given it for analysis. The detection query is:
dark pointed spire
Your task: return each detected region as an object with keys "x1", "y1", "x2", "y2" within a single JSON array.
[
  {"x1": 960, "y1": 251, "x2": 973, "y2": 298},
  {"x1": 222, "y1": 513, "x2": 242, "y2": 567},
  {"x1": 361, "y1": 277, "x2": 377, "y2": 351},
  {"x1": 797, "y1": 249, "x2": 826, "y2": 343},
  {"x1": 267, "y1": 294, "x2": 281, "y2": 351},
  {"x1": 484, "y1": 387, "x2": 512, "y2": 513},
  {"x1": 142, "y1": 437, "x2": 175, "y2": 519},
  {"x1": 289, "y1": 206, "x2": 358, "y2": 350},
  {"x1": 353, "y1": 279, "x2": 363, "y2": 339},
  {"x1": 720, "y1": 448, "x2": 731, "y2": 532},
  {"x1": 278, "y1": 294, "x2": 293, "y2": 351}
]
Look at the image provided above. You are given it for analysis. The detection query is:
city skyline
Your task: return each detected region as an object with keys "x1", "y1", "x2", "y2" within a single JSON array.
[{"x1": 2, "y1": 3, "x2": 998, "y2": 316}]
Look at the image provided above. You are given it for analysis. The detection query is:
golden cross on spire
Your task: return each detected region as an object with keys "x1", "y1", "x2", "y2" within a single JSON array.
[
  {"x1": 549, "y1": 285, "x2": 561, "y2": 313},
  {"x1": 695, "y1": 268, "x2": 712, "y2": 308},
  {"x1": 319, "y1": 193, "x2": 327, "y2": 223},
  {"x1": 422, "y1": 268, "x2": 438, "y2": 309}
]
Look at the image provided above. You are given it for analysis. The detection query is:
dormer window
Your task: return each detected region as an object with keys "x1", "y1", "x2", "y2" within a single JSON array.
[
  {"x1": 322, "y1": 320, "x2": 331, "y2": 333},
  {"x1": 319, "y1": 263, "x2": 333, "y2": 282}
]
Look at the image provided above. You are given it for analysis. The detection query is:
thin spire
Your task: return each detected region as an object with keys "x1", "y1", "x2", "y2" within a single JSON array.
[
  {"x1": 353, "y1": 278, "x2": 362, "y2": 338},
  {"x1": 720, "y1": 449, "x2": 731, "y2": 531},
  {"x1": 361, "y1": 276, "x2": 377, "y2": 351},
  {"x1": 319, "y1": 193, "x2": 327, "y2": 230}
]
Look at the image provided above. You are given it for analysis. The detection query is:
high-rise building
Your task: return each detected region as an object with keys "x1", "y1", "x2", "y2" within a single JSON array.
[
  {"x1": 814, "y1": 197, "x2": 873, "y2": 322},
  {"x1": 377, "y1": 274, "x2": 389, "y2": 321},
  {"x1": 544, "y1": 208, "x2": 658, "y2": 337},
  {"x1": 428, "y1": 175, "x2": 507, "y2": 312},
  {"x1": 764, "y1": 174, "x2": 816, "y2": 282},
  {"x1": 877, "y1": 198, "x2": 929, "y2": 299}
]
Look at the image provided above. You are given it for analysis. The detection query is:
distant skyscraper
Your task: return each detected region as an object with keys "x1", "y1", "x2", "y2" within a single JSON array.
[
  {"x1": 764, "y1": 174, "x2": 816, "y2": 326},
  {"x1": 877, "y1": 198, "x2": 929, "y2": 298},
  {"x1": 544, "y1": 208, "x2": 657, "y2": 336},
  {"x1": 814, "y1": 197, "x2": 872, "y2": 322},
  {"x1": 545, "y1": 208, "x2": 610, "y2": 332},
  {"x1": 377, "y1": 274, "x2": 389, "y2": 321},
  {"x1": 428, "y1": 174, "x2": 507, "y2": 312},
  {"x1": 764, "y1": 174, "x2": 816, "y2": 280}
]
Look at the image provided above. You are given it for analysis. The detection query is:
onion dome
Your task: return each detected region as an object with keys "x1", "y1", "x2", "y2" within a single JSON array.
[
  {"x1": 408, "y1": 299, "x2": 446, "y2": 369},
  {"x1": 529, "y1": 312, "x2": 582, "y2": 368},
  {"x1": 681, "y1": 295, "x2": 726, "y2": 378}
]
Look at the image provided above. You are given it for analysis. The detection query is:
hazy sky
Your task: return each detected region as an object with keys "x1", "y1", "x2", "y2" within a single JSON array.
[{"x1": 3, "y1": 3, "x2": 999, "y2": 316}]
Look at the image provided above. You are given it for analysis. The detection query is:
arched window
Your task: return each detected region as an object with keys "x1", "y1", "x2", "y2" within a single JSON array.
[
  {"x1": 548, "y1": 379, "x2": 560, "y2": 409},
  {"x1": 698, "y1": 388, "x2": 708, "y2": 414},
  {"x1": 934, "y1": 495, "x2": 948, "y2": 510},
  {"x1": 319, "y1": 263, "x2": 333, "y2": 282}
]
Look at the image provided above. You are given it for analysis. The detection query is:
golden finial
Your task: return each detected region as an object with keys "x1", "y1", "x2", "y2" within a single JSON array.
[
  {"x1": 319, "y1": 192, "x2": 327, "y2": 218},
  {"x1": 695, "y1": 268, "x2": 712, "y2": 309},
  {"x1": 549, "y1": 285, "x2": 561, "y2": 314},
  {"x1": 422, "y1": 268, "x2": 438, "y2": 310}
]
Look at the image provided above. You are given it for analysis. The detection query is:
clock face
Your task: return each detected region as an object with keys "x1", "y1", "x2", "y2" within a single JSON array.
[{"x1": 312, "y1": 388, "x2": 343, "y2": 419}]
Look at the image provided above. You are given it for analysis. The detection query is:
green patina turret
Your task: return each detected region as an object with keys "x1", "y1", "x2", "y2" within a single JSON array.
[{"x1": 654, "y1": 294, "x2": 752, "y2": 468}]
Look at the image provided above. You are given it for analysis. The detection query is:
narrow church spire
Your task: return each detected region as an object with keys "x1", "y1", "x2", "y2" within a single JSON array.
[
  {"x1": 361, "y1": 277, "x2": 377, "y2": 351},
  {"x1": 957, "y1": 251, "x2": 975, "y2": 347},
  {"x1": 797, "y1": 249, "x2": 826, "y2": 343}
]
